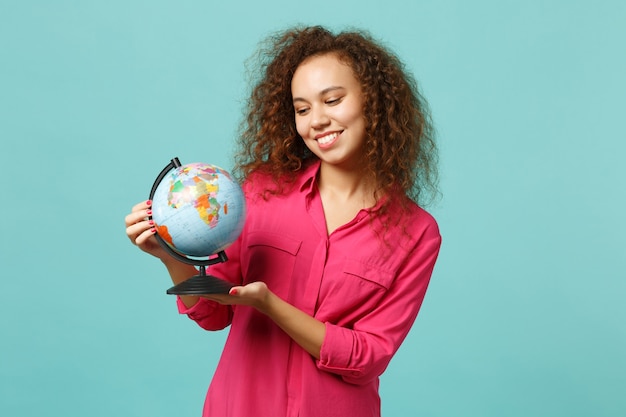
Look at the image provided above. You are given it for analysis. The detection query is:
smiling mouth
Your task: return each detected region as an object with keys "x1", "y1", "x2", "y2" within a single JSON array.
[{"x1": 317, "y1": 132, "x2": 340, "y2": 145}]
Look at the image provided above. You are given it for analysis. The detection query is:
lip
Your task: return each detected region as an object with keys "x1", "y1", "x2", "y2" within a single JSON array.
[
  {"x1": 314, "y1": 130, "x2": 341, "y2": 140},
  {"x1": 314, "y1": 131, "x2": 342, "y2": 149}
]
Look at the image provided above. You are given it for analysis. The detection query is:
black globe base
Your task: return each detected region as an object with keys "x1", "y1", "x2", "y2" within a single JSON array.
[
  {"x1": 166, "y1": 275, "x2": 234, "y2": 295},
  {"x1": 166, "y1": 266, "x2": 234, "y2": 295}
]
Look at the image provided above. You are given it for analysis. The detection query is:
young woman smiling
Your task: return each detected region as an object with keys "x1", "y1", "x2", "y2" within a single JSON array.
[{"x1": 125, "y1": 25, "x2": 441, "y2": 417}]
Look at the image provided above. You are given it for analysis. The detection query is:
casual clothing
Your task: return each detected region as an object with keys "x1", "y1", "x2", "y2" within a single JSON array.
[{"x1": 177, "y1": 160, "x2": 441, "y2": 417}]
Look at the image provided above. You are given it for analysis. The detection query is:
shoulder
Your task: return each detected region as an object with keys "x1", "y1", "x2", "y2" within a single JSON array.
[
  {"x1": 241, "y1": 169, "x2": 274, "y2": 193},
  {"x1": 241, "y1": 160, "x2": 320, "y2": 198},
  {"x1": 381, "y1": 196, "x2": 441, "y2": 249},
  {"x1": 408, "y1": 201, "x2": 439, "y2": 233},
  {"x1": 385, "y1": 194, "x2": 438, "y2": 229}
]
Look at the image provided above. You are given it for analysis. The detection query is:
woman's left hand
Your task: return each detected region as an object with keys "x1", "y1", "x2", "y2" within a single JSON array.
[{"x1": 202, "y1": 281, "x2": 271, "y2": 311}]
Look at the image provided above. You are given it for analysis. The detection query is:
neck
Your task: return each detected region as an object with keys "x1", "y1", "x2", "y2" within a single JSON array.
[{"x1": 318, "y1": 162, "x2": 376, "y2": 206}]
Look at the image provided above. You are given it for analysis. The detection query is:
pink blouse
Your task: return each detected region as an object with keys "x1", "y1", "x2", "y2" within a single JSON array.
[{"x1": 177, "y1": 161, "x2": 441, "y2": 417}]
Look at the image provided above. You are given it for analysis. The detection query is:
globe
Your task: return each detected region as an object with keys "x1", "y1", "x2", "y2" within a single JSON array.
[{"x1": 151, "y1": 162, "x2": 246, "y2": 259}]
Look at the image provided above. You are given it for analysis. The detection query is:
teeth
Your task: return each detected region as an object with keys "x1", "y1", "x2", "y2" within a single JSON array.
[{"x1": 318, "y1": 132, "x2": 339, "y2": 145}]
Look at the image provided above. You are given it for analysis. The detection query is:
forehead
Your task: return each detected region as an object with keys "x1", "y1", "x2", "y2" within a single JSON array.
[{"x1": 291, "y1": 53, "x2": 359, "y2": 93}]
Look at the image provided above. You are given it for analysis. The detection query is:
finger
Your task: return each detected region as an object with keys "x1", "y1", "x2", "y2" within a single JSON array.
[
  {"x1": 124, "y1": 207, "x2": 153, "y2": 227},
  {"x1": 134, "y1": 226, "x2": 157, "y2": 246},
  {"x1": 126, "y1": 217, "x2": 154, "y2": 243},
  {"x1": 125, "y1": 200, "x2": 152, "y2": 224},
  {"x1": 131, "y1": 199, "x2": 152, "y2": 212}
]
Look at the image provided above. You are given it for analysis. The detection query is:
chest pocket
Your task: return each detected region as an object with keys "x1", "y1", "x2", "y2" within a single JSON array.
[
  {"x1": 343, "y1": 259, "x2": 394, "y2": 289},
  {"x1": 317, "y1": 259, "x2": 395, "y2": 325},
  {"x1": 243, "y1": 231, "x2": 302, "y2": 298}
]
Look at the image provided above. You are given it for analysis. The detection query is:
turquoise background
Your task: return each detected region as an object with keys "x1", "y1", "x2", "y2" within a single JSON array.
[{"x1": 1, "y1": 1, "x2": 624, "y2": 415}]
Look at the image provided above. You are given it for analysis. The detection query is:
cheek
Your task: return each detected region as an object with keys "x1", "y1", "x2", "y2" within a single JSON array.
[
  {"x1": 345, "y1": 106, "x2": 365, "y2": 125},
  {"x1": 334, "y1": 101, "x2": 363, "y2": 126},
  {"x1": 294, "y1": 117, "x2": 308, "y2": 139}
]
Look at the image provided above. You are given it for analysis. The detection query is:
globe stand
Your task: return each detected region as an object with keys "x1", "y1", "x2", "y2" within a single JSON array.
[
  {"x1": 164, "y1": 251, "x2": 234, "y2": 295},
  {"x1": 149, "y1": 157, "x2": 235, "y2": 295}
]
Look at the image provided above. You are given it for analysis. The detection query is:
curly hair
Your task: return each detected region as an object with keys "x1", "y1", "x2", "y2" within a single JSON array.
[{"x1": 234, "y1": 25, "x2": 438, "y2": 208}]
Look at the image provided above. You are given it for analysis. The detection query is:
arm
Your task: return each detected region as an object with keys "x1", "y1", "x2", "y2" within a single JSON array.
[
  {"x1": 317, "y1": 226, "x2": 441, "y2": 384},
  {"x1": 204, "y1": 223, "x2": 440, "y2": 368},
  {"x1": 202, "y1": 282, "x2": 326, "y2": 359},
  {"x1": 125, "y1": 200, "x2": 234, "y2": 326},
  {"x1": 260, "y1": 290, "x2": 326, "y2": 360}
]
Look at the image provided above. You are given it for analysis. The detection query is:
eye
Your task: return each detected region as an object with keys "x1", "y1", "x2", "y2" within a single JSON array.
[
  {"x1": 325, "y1": 97, "x2": 342, "y2": 106},
  {"x1": 295, "y1": 107, "x2": 310, "y2": 115}
]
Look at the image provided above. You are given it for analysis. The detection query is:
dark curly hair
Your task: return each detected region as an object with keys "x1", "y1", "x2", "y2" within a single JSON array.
[{"x1": 234, "y1": 25, "x2": 438, "y2": 208}]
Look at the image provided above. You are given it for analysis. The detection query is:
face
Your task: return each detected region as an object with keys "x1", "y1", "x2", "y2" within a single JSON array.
[{"x1": 291, "y1": 53, "x2": 366, "y2": 169}]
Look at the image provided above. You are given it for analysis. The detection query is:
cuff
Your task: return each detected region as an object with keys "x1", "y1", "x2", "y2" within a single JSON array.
[{"x1": 317, "y1": 322, "x2": 364, "y2": 379}]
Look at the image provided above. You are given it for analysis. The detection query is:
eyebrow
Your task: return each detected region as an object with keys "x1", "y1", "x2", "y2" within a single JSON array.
[{"x1": 292, "y1": 86, "x2": 346, "y2": 103}]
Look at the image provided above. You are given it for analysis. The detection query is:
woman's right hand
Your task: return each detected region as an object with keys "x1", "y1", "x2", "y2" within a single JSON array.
[
  {"x1": 124, "y1": 200, "x2": 169, "y2": 260},
  {"x1": 124, "y1": 200, "x2": 202, "y2": 306}
]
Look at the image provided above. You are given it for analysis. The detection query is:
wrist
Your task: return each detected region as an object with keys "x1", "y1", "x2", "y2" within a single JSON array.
[{"x1": 256, "y1": 288, "x2": 278, "y2": 316}]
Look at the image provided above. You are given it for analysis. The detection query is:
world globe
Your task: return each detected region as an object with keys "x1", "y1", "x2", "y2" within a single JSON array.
[{"x1": 150, "y1": 161, "x2": 246, "y2": 260}]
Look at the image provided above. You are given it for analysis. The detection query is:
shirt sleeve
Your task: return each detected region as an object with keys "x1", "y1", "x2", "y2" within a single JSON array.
[
  {"x1": 175, "y1": 297, "x2": 232, "y2": 330},
  {"x1": 316, "y1": 222, "x2": 442, "y2": 385},
  {"x1": 175, "y1": 219, "x2": 246, "y2": 331}
]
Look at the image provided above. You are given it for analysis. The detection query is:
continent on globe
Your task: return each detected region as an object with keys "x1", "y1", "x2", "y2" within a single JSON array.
[
  {"x1": 168, "y1": 165, "x2": 222, "y2": 229},
  {"x1": 155, "y1": 224, "x2": 174, "y2": 248}
]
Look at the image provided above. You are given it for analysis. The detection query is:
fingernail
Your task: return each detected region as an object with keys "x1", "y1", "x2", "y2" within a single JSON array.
[
  {"x1": 229, "y1": 288, "x2": 238, "y2": 295},
  {"x1": 149, "y1": 220, "x2": 155, "y2": 226},
  {"x1": 146, "y1": 210, "x2": 153, "y2": 215},
  {"x1": 146, "y1": 200, "x2": 152, "y2": 206},
  {"x1": 150, "y1": 228, "x2": 156, "y2": 234}
]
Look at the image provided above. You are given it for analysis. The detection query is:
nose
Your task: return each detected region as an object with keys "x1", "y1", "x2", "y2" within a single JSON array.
[{"x1": 310, "y1": 105, "x2": 330, "y2": 130}]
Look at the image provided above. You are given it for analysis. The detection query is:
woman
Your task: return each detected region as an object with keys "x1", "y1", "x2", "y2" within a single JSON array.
[{"x1": 125, "y1": 26, "x2": 441, "y2": 417}]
